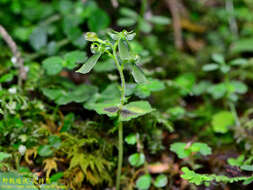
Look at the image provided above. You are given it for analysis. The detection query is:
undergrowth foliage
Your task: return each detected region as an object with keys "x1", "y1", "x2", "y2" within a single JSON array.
[{"x1": 2, "y1": 0, "x2": 253, "y2": 190}]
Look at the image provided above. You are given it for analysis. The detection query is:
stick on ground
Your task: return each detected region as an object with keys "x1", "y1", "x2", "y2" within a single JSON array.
[{"x1": 0, "y1": 24, "x2": 26, "y2": 87}]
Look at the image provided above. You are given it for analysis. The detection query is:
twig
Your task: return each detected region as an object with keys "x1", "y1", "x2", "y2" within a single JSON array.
[
  {"x1": 165, "y1": 0, "x2": 183, "y2": 50},
  {"x1": 0, "y1": 24, "x2": 26, "y2": 87}
]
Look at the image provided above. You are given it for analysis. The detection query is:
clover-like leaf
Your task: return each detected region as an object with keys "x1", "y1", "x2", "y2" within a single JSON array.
[{"x1": 76, "y1": 53, "x2": 102, "y2": 74}]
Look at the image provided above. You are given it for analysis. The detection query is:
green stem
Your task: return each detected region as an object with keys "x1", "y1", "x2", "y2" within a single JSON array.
[
  {"x1": 112, "y1": 41, "x2": 126, "y2": 190},
  {"x1": 113, "y1": 41, "x2": 126, "y2": 106},
  {"x1": 116, "y1": 120, "x2": 123, "y2": 190},
  {"x1": 229, "y1": 102, "x2": 240, "y2": 127}
]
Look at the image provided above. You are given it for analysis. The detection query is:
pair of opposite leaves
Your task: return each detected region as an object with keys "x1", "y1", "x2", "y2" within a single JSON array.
[
  {"x1": 76, "y1": 39, "x2": 147, "y2": 84},
  {"x1": 76, "y1": 38, "x2": 150, "y2": 119}
]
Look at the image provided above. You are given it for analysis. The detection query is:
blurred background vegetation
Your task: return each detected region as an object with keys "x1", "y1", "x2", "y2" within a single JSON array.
[{"x1": 2, "y1": 0, "x2": 253, "y2": 189}]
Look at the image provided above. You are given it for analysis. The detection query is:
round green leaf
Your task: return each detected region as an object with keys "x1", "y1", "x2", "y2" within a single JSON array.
[
  {"x1": 128, "y1": 153, "x2": 145, "y2": 167},
  {"x1": 154, "y1": 174, "x2": 168, "y2": 188},
  {"x1": 125, "y1": 134, "x2": 137, "y2": 145},
  {"x1": 29, "y1": 27, "x2": 47, "y2": 50},
  {"x1": 136, "y1": 174, "x2": 152, "y2": 190},
  {"x1": 42, "y1": 56, "x2": 63, "y2": 75},
  {"x1": 211, "y1": 111, "x2": 235, "y2": 133}
]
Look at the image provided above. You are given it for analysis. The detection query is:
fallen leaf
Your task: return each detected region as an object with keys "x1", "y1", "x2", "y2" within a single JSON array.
[{"x1": 148, "y1": 163, "x2": 170, "y2": 173}]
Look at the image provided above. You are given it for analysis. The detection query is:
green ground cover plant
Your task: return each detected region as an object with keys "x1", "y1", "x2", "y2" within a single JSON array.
[{"x1": 2, "y1": 0, "x2": 253, "y2": 190}]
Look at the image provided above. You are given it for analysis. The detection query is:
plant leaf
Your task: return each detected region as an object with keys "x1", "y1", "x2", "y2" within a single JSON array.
[
  {"x1": 211, "y1": 111, "x2": 235, "y2": 133},
  {"x1": 154, "y1": 174, "x2": 168, "y2": 188},
  {"x1": 38, "y1": 145, "x2": 53, "y2": 157},
  {"x1": 202, "y1": 64, "x2": 219, "y2": 71},
  {"x1": 212, "y1": 53, "x2": 225, "y2": 64},
  {"x1": 125, "y1": 134, "x2": 137, "y2": 145},
  {"x1": 131, "y1": 64, "x2": 147, "y2": 84},
  {"x1": 29, "y1": 26, "x2": 47, "y2": 50},
  {"x1": 230, "y1": 38, "x2": 253, "y2": 53},
  {"x1": 117, "y1": 18, "x2": 136, "y2": 27},
  {"x1": 136, "y1": 174, "x2": 152, "y2": 190},
  {"x1": 120, "y1": 101, "x2": 154, "y2": 121},
  {"x1": 128, "y1": 153, "x2": 145, "y2": 167},
  {"x1": 148, "y1": 16, "x2": 170, "y2": 25},
  {"x1": 241, "y1": 165, "x2": 253, "y2": 171},
  {"x1": 0, "y1": 152, "x2": 11, "y2": 162},
  {"x1": 119, "y1": 39, "x2": 130, "y2": 60},
  {"x1": 228, "y1": 155, "x2": 245, "y2": 167},
  {"x1": 170, "y1": 142, "x2": 191, "y2": 159},
  {"x1": 87, "y1": 9, "x2": 110, "y2": 32},
  {"x1": 64, "y1": 50, "x2": 87, "y2": 69},
  {"x1": 85, "y1": 99, "x2": 120, "y2": 117},
  {"x1": 190, "y1": 143, "x2": 212, "y2": 156},
  {"x1": 120, "y1": 7, "x2": 138, "y2": 18},
  {"x1": 76, "y1": 53, "x2": 102, "y2": 74},
  {"x1": 42, "y1": 56, "x2": 63, "y2": 75}
]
